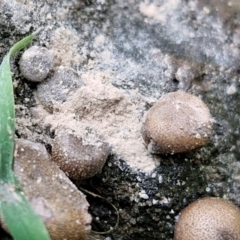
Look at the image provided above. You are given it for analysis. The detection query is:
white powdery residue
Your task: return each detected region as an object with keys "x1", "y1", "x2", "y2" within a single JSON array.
[
  {"x1": 226, "y1": 84, "x2": 237, "y2": 95},
  {"x1": 39, "y1": 72, "x2": 160, "y2": 172},
  {"x1": 139, "y1": 2, "x2": 159, "y2": 19},
  {"x1": 139, "y1": 190, "x2": 149, "y2": 199},
  {"x1": 93, "y1": 34, "x2": 106, "y2": 49},
  {"x1": 97, "y1": 0, "x2": 105, "y2": 4},
  {"x1": 139, "y1": 0, "x2": 181, "y2": 23},
  {"x1": 49, "y1": 27, "x2": 84, "y2": 66}
]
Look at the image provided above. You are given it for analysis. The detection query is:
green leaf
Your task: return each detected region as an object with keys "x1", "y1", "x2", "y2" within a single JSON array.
[
  {"x1": 0, "y1": 180, "x2": 51, "y2": 240},
  {"x1": 0, "y1": 52, "x2": 15, "y2": 183},
  {"x1": 0, "y1": 31, "x2": 51, "y2": 240}
]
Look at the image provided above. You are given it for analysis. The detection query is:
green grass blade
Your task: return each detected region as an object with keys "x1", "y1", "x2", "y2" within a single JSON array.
[
  {"x1": 0, "y1": 32, "x2": 51, "y2": 240},
  {"x1": 0, "y1": 180, "x2": 51, "y2": 240},
  {"x1": 0, "y1": 53, "x2": 15, "y2": 182},
  {"x1": 9, "y1": 29, "x2": 40, "y2": 57}
]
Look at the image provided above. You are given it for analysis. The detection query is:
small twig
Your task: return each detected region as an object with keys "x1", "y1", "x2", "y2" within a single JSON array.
[{"x1": 79, "y1": 187, "x2": 119, "y2": 235}]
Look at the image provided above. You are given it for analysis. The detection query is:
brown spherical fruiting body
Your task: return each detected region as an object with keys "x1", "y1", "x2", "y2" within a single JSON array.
[
  {"x1": 174, "y1": 197, "x2": 240, "y2": 240},
  {"x1": 13, "y1": 139, "x2": 92, "y2": 240},
  {"x1": 19, "y1": 46, "x2": 53, "y2": 82},
  {"x1": 142, "y1": 91, "x2": 212, "y2": 154},
  {"x1": 52, "y1": 129, "x2": 110, "y2": 180}
]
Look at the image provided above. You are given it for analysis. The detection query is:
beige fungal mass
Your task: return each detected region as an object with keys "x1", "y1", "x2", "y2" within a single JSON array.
[
  {"x1": 52, "y1": 128, "x2": 110, "y2": 180},
  {"x1": 142, "y1": 91, "x2": 212, "y2": 154},
  {"x1": 174, "y1": 197, "x2": 240, "y2": 240}
]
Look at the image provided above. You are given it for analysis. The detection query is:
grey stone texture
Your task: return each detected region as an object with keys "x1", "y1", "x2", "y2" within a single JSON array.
[{"x1": 1, "y1": 0, "x2": 240, "y2": 239}]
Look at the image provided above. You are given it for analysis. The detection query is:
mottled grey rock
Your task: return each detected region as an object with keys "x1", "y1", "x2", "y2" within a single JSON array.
[{"x1": 37, "y1": 66, "x2": 83, "y2": 112}]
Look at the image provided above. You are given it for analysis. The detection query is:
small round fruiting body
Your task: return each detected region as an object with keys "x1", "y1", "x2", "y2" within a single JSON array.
[
  {"x1": 12, "y1": 139, "x2": 92, "y2": 240},
  {"x1": 52, "y1": 129, "x2": 110, "y2": 180},
  {"x1": 19, "y1": 46, "x2": 53, "y2": 82},
  {"x1": 142, "y1": 91, "x2": 212, "y2": 154},
  {"x1": 174, "y1": 197, "x2": 240, "y2": 240}
]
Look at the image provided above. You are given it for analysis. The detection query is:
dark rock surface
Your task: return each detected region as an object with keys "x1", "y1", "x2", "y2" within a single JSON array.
[{"x1": 1, "y1": 0, "x2": 240, "y2": 239}]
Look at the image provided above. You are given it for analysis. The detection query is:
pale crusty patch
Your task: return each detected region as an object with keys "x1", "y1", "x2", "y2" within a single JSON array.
[
  {"x1": 34, "y1": 72, "x2": 160, "y2": 173},
  {"x1": 139, "y1": 0, "x2": 181, "y2": 23},
  {"x1": 49, "y1": 27, "x2": 84, "y2": 67}
]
